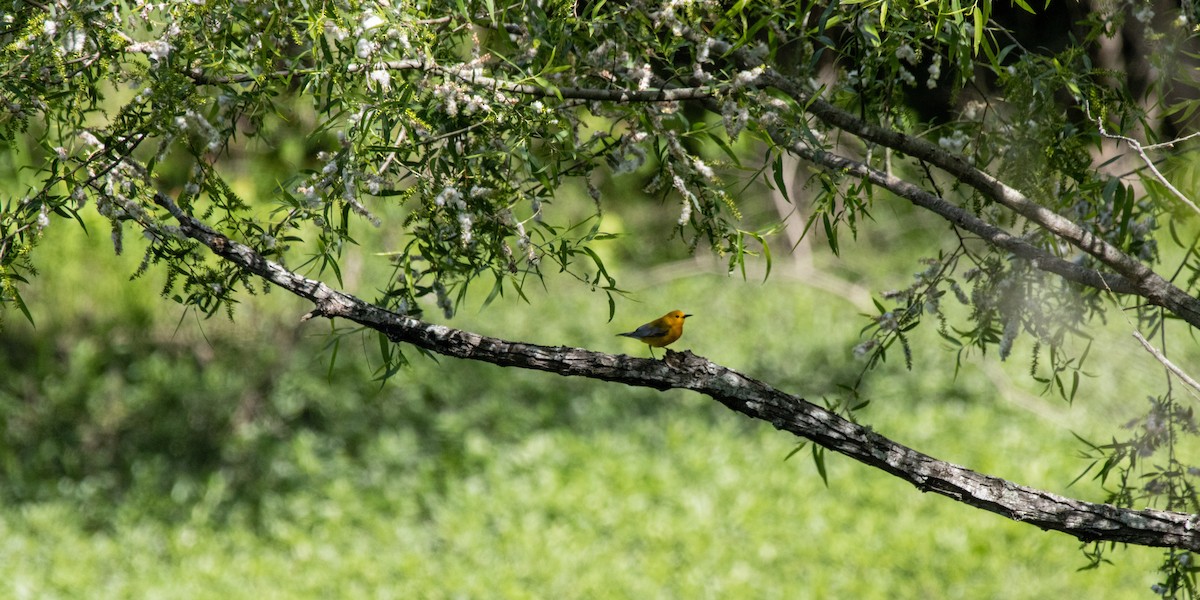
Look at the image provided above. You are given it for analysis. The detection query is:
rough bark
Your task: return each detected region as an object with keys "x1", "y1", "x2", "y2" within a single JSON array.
[{"x1": 153, "y1": 191, "x2": 1200, "y2": 552}]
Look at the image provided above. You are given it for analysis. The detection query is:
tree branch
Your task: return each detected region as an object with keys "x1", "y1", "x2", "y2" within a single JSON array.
[
  {"x1": 682, "y1": 31, "x2": 1200, "y2": 327},
  {"x1": 770, "y1": 130, "x2": 1138, "y2": 295},
  {"x1": 172, "y1": 30, "x2": 1196, "y2": 317},
  {"x1": 151, "y1": 191, "x2": 1200, "y2": 552},
  {"x1": 186, "y1": 58, "x2": 716, "y2": 102},
  {"x1": 1133, "y1": 330, "x2": 1200, "y2": 399},
  {"x1": 1091, "y1": 108, "x2": 1200, "y2": 218},
  {"x1": 762, "y1": 78, "x2": 1200, "y2": 327}
]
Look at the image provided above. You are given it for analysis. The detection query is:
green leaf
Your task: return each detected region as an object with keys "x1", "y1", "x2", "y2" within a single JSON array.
[
  {"x1": 822, "y1": 213, "x2": 840, "y2": 256},
  {"x1": 784, "y1": 442, "x2": 808, "y2": 461},
  {"x1": 725, "y1": 0, "x2": 751, "y2": 17},
  {"x1": 531, "y1": 76, "x2": 562, "y2": 101},
  {"x1": 771, "y1": 152, "x2": 790, "y2": 202},
  {"x1": 707, "y1": 131, "x2": 741, "y2": 167},
  {"x1": 10, "y1": 288, "x2": 34, "y2": 326},
  {"x1": 482, "y1": 273, "x2": 505, "y2": 309},
  {"x1": 859, "y1": 20, "x2": 880, "y2": 47},
  {"x1": 812, "y1": 445, "x2": 830, "y2": 487},
  {"x1": 747, "y1": 230, "x2": 772, "y2": 282},
  {"x1": 327, "y1": 330, "x2": 340, "y2": 380},
  {"x1": 972, "y1": 5, "x2": 984, "y2": 55}
]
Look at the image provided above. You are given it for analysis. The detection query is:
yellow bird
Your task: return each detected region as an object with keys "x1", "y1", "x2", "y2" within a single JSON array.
[{"x1": 616, "y1": 310, "x2": 692, "y2": 358}]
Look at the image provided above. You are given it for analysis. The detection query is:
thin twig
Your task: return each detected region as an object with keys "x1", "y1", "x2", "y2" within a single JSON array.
[
  {"x1": 1090, "y1": 105, "x2": 1200, "y2": 218},
  {"x1": 1132, "y1": 330, "x2": 1200, "y2": 400}
]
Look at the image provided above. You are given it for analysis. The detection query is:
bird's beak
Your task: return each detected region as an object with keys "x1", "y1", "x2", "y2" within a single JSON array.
[{"x1": 684, "y1": 314, "x2": 693, "y2": 318}]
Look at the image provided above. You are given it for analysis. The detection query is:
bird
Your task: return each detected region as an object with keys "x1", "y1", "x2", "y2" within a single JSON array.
[{"x1": 616, "y1": 310, "x2": 692, "y2": 358}]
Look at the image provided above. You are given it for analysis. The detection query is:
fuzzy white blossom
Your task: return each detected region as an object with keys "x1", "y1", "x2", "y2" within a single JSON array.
[
  {"x1": 368, "y1": 68, "x2": 390, "y2": 91},
  {"x1": 633, "y1": 63, "x2": 653, "y2": 91},
  {"x1": 458, "y1": 213, "x2": 473, "y2": 245},
  {"x1": 462, "y1": 94, "x2": 488, "y2": 115},
  {"x1": 962, "y1": 100, "x2": 987, "y2": 121},
  {"x1": 697, "y1": 38, "x2": 716, "y2": 64},
  {"x1": 62, "y1": 29, "x2": 86, "y2": 54},
  {"x1": 295, "y1": 185, "x2": 319, "y2": 206},
  {"x1": 433, "y1": 84, "x2": 460, "y2": 117},
  {"x1": 722, "y1": 102, "x2": 749, "y2": 138},
  {"x1": 999, "y1": 316, "x2": 1019, "y2": 361},
  {"x1": 938, "y1": 130, "x2": 969, "y2": 154},
  {"x1": 324, "y1": 20, "x2": 348, "y2": 41},
  {"x1": 671, "y1": 174, "x2": 697, "y2": 225},
  {"x1": 355, "y1": 37, "x2": 375, "y2": 59},
  {"x1": 678, "y1": 197, "x2": 693, "y2": 225},
  {"x1": 614, "y1": 144, "x2": 647, "y2": 175},
  {"x1": 434, "y1": 186, "x2": 462, "y2": 208},
  {"x1": 360, "y1": 13, "x2": 385, "y2": 30},
  {"x1": 128, "y1": 40, "x2": 172, "y2": 61},
  {"x1": 852, "y1": 338, "x2": 879, "y2": 359},
  {"x1": 183, "y1": 110, "x2": 221, "y2": 151},
  {"x1": 78, "y1": 130, "x2": 105, "y2": 150},
  {"x1": 530, "y1": 197, "x2": 542, "y2": 222},
  {"x1": 733, "y1": 66, "x2": 765, "y2": 88}
]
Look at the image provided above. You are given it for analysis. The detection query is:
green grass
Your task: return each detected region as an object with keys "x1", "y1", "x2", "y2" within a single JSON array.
[
  {"x1": 0, "y1": 217, "x2": 1178, "y2": 599},
  {"x1": 0, "y1": 395, "x2": 1162, "y2": 599}
]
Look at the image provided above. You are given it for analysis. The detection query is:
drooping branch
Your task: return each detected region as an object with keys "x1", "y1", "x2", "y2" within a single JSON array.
[
  {"x1": 164, "y1": 22, "x2": 1184, "y2": 311},
  {"x1": 151, "y1": 191, "x2": 1200, "y2": 552},
  {"x1": 116, "y1": 8, "x2": 1200, "y2": 328},
  {"x1": 772, "y1": 131, "x2": 1138, "y2": 295},
  {"x1": 774, "y1": 89, "x2": 1200, "y2": 327},
  {"x1": 689, "y1": 33, "x2": 1200, "y2": 327}
]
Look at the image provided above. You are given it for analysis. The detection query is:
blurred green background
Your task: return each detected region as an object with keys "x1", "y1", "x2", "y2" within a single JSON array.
[{"x1": 1, "y1": 173, "x2": 1175, "y2": 598}]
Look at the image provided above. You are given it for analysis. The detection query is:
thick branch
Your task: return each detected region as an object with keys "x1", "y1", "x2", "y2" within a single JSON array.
[
  {"x1": 776, "y1": 135, "x2": 1138, "y2": 294},
  {"x1": 757, "y1": 74, "x2": 1200, "y2": 327},
  {"x1": 174, "y1": 25, "x2": 1200, "y2": 322},
  {"x1": 685, "y1": 32, "x2": 1200, "y2": 327},
  {"x1": 152, "y1": 191, "x2": 1200, "y2": 552}
]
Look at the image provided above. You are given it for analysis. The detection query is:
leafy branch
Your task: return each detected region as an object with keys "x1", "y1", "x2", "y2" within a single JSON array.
[{"x1": 148, "y1": 189, "x2": 1200, "y2": 553}]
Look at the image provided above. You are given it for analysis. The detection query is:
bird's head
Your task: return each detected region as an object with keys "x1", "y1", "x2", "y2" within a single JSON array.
[{"x1": 667, "y1": 310, "x2": 692, "y2": 323}]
